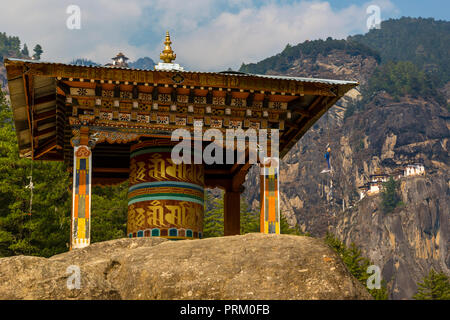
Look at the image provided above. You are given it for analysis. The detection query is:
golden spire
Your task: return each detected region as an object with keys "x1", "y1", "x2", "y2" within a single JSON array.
[{"x1": 159, "y1": 31, "x2": 176, "y2": 63}]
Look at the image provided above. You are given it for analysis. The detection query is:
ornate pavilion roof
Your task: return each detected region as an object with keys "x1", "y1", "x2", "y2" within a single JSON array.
[{"x1": 4, "y1": 56, "x2": 357, "y2": 186}]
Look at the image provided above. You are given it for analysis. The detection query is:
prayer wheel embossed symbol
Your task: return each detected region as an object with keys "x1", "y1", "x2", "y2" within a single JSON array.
[{"x1": 127, "y1": 140, "x2": 205, "y2": 239}]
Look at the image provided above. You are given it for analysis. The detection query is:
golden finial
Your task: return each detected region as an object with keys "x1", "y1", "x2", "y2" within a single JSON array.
[{"x1": 160, "y1": 31, "x2": 176, "y2": 63}]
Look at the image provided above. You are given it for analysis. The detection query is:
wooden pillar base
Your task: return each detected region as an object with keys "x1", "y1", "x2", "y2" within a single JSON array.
[{"x1": 224, "y1": 190, "x2": 240, "y2": 236}]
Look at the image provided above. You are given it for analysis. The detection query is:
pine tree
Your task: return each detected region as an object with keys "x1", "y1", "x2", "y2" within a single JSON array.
[
  {"x1": 413, "y1": 269, "x2": 450, "y2": 300},
  {"x1": 0, "y1": 89, "x2": 71, "y2": 257},
  {"x1": 325, "y1": 233, "x2": 389, "y2": 300},
  {"x1": 32, "y1": 44, "x2": 43, "y2": 60},
  {"x1": 240, "y1": 199, "x2": 259, "y2": 234},
  {"x1": 381, "y1": 177, "x2": 401, "y2": 213},
  {"x1": 203, "y1": 193, "x2": 224, "y2": 238},
  {"x1": 280, "y1": 213, "x2": 306, "y2": 235},
  {"x1": 21, "y1": 44, "x2": 29, "y2": 57},
  {"x1": 90, "y1": 182, "x2": 128, "y2": 243}
]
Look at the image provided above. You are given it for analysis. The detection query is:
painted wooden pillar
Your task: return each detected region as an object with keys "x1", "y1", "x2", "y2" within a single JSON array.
[
  {"x1": 127, "y1": 140, "x2": 205, "y2": 239},
  {"x1": 71, "y1": 145, "x2": 92, "y2": 249},
  {"x1": 260, "y1": 157, "x2": 280, "y2": 234},
  {"x1": 224, "y1": 190, "x2": 241, "y2": 236}
]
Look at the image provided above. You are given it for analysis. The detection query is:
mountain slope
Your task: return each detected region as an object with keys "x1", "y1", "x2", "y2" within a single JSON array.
[{"x1": 241, "y1": 18, "x2": 450, "y2": 299}]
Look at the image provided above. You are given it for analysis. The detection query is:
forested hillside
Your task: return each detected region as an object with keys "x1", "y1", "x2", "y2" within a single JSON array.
[{"x1": 349, "y1": 17, "x2": 450, "y2": 85}]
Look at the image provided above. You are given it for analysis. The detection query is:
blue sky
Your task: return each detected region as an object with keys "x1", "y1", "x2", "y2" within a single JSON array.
[
  {"x1": 0, "y1": 0, "x2": 448, "y2": 71},
  {"x1": 329, "y1": 0, "x2": 449, "y2": 20}
]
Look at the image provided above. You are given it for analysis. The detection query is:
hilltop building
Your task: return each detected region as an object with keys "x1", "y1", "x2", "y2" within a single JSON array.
[
  {"x1": 404, "y1": 163, "x2": 425, "y2": 177},
  {"x1": 105, "y1": 52, "x2": 130, "y2": 68},
  {"x1": 358, "y1": 164, "x2": 425, "y2": 200}
]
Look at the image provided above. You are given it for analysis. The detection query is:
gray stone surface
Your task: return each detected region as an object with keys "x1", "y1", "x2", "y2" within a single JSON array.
[{"x1": 0, "y1": 233, "x2": 372, "y2": 300}]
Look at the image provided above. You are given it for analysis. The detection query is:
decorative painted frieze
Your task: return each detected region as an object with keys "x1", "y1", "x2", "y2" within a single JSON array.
[
  {"x1": 70, "y1": 87, "x2": 95, "y2": 96},
  {"x1": 102, "y1": 90, "x2": 114, "y2": 98},
  {"x1": 212, "y1": 96, "x2": 225, "y2": 105},
  {"x1": 230, "y1": 98, "x2": 246, "y2": 107},
  {"x1": 210, "y1": 119, "x2": 223, "y2": 128},
  {"x1": 177, "y1": 95, "x2": 189, "y2": 103},
  {"x1": 138, "y1": 92, "x2": 152, "y2": 101}
]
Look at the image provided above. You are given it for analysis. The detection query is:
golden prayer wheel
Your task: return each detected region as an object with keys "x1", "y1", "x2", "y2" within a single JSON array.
[{"x1": 127, "y1": 140, "x2": 204, "y2": 239}]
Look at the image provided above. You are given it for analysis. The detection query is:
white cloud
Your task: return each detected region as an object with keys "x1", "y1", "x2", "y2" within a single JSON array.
[
  {"x1": 174, "y1": 0, "x2": 398, "y2": 70},
  {"x1": 0, "y1": 0, "x2": 397, "y2": 70}
]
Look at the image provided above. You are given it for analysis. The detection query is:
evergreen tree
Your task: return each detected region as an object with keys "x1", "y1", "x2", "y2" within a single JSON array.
[
  {"x1": 0, "y1": 32, "x2": 22, "y2": 60},
  {"x1": 90, "y1": 183, "x2": 128, "y2": 243},
  {"x1": 413, "y1": 269, "x2": 450, "y2": 300},
  {"x1": 381, "y1": 177, "x2": 401, "y2": 214},
  {"x1": 32, "y1": 44, "x2": 43, "y2": 60},
  {"x1": 21, "y1": 44, "x2": 29, "y2": 57},
  {"x1": 0, "y1": 89, "x2": 71, "y2": 257},
  {"x1": 203, "y1": 193, "x2": 224, "y2": 238},
  {"x1": 240, "y1": 199, "x2": 259, "y2": 234},
  {"x1": 280, "y1": 213, "x2": 306, "y2": 235},
  {"x1": 325, "y1": 233, "x2": 389, "y2": 300}
]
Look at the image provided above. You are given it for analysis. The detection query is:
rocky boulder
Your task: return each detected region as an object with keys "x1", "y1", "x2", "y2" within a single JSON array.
[{"x1": 0, "y1": 233, "x2": 372, "y2": 300}]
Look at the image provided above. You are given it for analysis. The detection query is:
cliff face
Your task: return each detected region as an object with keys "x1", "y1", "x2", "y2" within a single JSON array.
[
  {"x1": 332, "y1": 174, "x2": 449, "y2": 299},
  {"x1": 261, "y1": 48, "x2": 378, "y2": 87},
  {"x1": 242, "y1": 46, "x2": 449, "y2": 299},
  {"x1": 244, "y1": 49, "x2": 379, "y2": 233},
  {"x1": 0, "y1": 234, "x2": 372, "y2": 300}
]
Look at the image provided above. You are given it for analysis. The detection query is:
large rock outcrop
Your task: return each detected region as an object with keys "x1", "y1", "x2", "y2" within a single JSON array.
[
  {"x1": 0, "y1": 233, "x2": 372, "y2": 300},
  {"x1": 332, "y1": 174, "x2": 450, "y2": 300}
]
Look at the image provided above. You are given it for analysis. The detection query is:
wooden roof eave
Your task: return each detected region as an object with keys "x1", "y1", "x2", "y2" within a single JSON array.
[
  {"x1": 4, "y1": 58, "x2": 356, "y2": 97},
  {"x1": 6, "y1": 70, "x2": 32, "y2": 157}
]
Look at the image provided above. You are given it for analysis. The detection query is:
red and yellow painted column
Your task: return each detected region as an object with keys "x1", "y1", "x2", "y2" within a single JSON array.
[
  {"x1": 71, "y1": 145, "x2": 92, "y2": 249},
  {"x1": 260, "y1": 157, "x2": 280, "y2": 234},
  {"x1": 127, "y1": 140, "x2": 205, "y2": 239}
]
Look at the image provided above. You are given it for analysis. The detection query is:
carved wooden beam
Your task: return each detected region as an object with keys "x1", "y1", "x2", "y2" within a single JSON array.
[
  {"x1": 35, "y1": 110, "x2": 56, "y2": 121},
  {"x1": 58, "y1": 82, "x2": 71, "y2": 96},
  {"x1": 34, "y1": 94, "x2": 56, "y2": 106}
]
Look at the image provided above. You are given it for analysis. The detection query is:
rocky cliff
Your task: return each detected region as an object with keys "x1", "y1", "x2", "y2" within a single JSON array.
[
  {"x1": 241, "y1": 30, "x2": 449, "y2": 299},
  {"x1": 0, "y1": 234, "x2": 372, "y2": 300},
  {"x1": 332, "y1": 174, "x2": 449, "y2": 300}
]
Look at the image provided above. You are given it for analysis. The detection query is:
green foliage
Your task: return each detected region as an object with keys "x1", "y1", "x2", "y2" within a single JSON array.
[
  {"x1": 280, "y1": 213, "x2": 307, "y2": 235},
  {"x1": 21, "y1": 44, "x2": 29, "y2": 57},
  {"x1": 203, "y1": 193, "x2": 224, "y2": 238},
  {"x1": 90, "y1": 183, "x2": 128, "y2": 243},
  {"x1": 365, "y1": 61, "x2": 442, "y2": 101},
  {"x1": 381, "y1": 177, "x2": 402, "y2": 214},
  {"x1": 239, "y1": 37, "x2": 380, "y2": 74},
  {"x1": 0, "y1": 32, "x2": 40, "y2": 61},
  {"x1": 0, "y1": 88, "x2": 130, "y2": 257},
  {"x1": 203, "y1": 191, "x2": 306, "y2": 237},
  {"x1": 349, "y1": 17, "x2": 450, "y2": 86},
  {"x1": 350, "y1": 18, "x2": 448, "y2": 105},
  {"x1": 413, "y1": 269, "x2": 450, "y2": 300},
  {"x1": 0, "y1": 89, "x2": 71, "y2": 257},
  {"x1": 240, "y1": 198, "x2": 259, "y2": 234},
  {"x1": 240, "y1": 18, "x2": 448, "y2": 111},
  {"x1": 325, "y1": 233, "x2": 389, "y2": 300},
  {"x1": 32, "y1": 44, "x2": 43, "y2": 60},
  {"x1": 0, "y1": 32, "x2": 25, "y2": 60}
]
